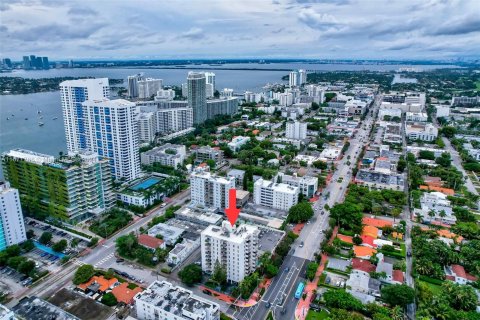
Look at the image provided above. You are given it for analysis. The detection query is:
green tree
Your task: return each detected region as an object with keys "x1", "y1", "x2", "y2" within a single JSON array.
[
  {"x1": 287, "y1": 202, "x2": 314, "y2": 223},
  {"x1": 212, "y1": 260, "x2": 227, "y2": 286},
  {"x1": 39, "y1": 232, "x2": 52, "y2": 244},
  {"x1": 381, "y1": 284, "x2": 415, "y2": 307},
  {"x1": 206, "y1": 159, "x2": 216, "y2": 169},
  {"x1": 391, "y1": 207, "x2": 402, "y2": 223},
  {"x1": 306, "y1": 262, "x2": 318, "y2": 281},
  {"x1": 441, "y1": 126, "x2": 456, "y2": 138},
  {"x1": 323, "y1": 289, "x2": 363, "y2": 311},
  {"x1": 18, "y1": 260, "x2": 35, "y2": 275},
  {"x1": 73, "y1": 264, "x2": 95, "y2": 285},
  {"x1": 441, "y1": 281, "x2": 478, "y2": 311},
  {"x1": 101, "y1": 292, "x2": 118, "y2": 306},
  {"x1": 116, "y1": 233, "x2": 138, "y2": 259},
  {"x1": 179, "y1": 264, "x2": 203, "y2": 286},
  {"x1": 52, "y1": 239, "x2": 68, "y2": 252}
]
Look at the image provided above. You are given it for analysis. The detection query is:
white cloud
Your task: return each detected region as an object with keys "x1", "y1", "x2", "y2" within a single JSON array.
[{"x1": 0, "y1": 0, "x2": 478, "y2": 59}]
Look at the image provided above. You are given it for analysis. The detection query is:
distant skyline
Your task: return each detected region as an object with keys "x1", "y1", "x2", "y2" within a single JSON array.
[{"x1": 1, "y1": 0, "x2": 479, "y2": 60}]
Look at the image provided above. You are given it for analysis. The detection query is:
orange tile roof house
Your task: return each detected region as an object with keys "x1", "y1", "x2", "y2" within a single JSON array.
[
  {"x1": 137, "y1": 234, "x2": 166, "y2": 251},
  {"x1": 111, "y1": 282, "x2": 143, "y2": 304},
  {"x1": 353, "y1": 246, "x2": 377, "y2": 259},
  {"x1": 362, "y1": 225, "x2": 379, "y2": 239},
  {"x1": 445, "y1": 264, "x2": 478, "y2": 285},
  {"x1": 77, "y1": 276, "x2": 118, "y2": 293},
  {"x1": 363, "y1": 217, "x2": 392, "y2": 228},
  {"x1": 423, "y1": 176, "x2": 443, "y2": 187},
  {"x1": 419, "y1": 185, "x2": 455, "y2": 196},
  {"x1": 337, "y1": 234, "x2": 353, "y2": 244}
]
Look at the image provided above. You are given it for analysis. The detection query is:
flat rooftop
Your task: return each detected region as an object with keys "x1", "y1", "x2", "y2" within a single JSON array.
[
  {"x1": 135, "y1": 281, "x2": 218, "y2": 318},
  {"x1": 202, "y1": 222, "x2": 259, "y2": 244},
  {"x1": 13, "y1": 296, "x2": 80, "y2": 320}
]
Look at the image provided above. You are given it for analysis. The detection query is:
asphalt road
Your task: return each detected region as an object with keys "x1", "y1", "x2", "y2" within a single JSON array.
[{"x1": 232, "y1": 96, "x2": 383, "y2": 320}]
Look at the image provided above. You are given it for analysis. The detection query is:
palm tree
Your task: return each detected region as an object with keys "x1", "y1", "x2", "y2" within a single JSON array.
[
  {"x1": 390, "y1": 305, "x2": 404, "y2": 320},
  {"x1": 428, "y1": 209, "x2": 436, "y2": 220},
  {"x1": 439, "y1": 210, "x2": 447, "y2": 222}
]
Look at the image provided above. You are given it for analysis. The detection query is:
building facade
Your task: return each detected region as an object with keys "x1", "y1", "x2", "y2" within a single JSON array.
[
  {"x1": 140, "y1": 144, "x2": 186, "y2": 168},
  {"x1": 82, "y1": 99, "x2": 141, "y2": 180},
  {"x1": 60, "y1": 78, "x2": 110, "y2": 153},
  {"x1": 138, "y1": 78, "x2": 163, "y2": 99},
  {"x1": 253, "y1": 178, "x2": 299, "y2": 211},
  {"x1": 190, "y1": 170, "x2": 235, "y2": 210},
  {"x1": 188, "y1": 72, "x2": 207, "y2": 125},
  {"x1": 201, "y1": 222, "x2": 259, "y2": 283},
  {"x1": 134, "y1": 280, "x2": 220, "y2": 320},
  {"x1": 285, "y1": 120, "x2": 307, "y2": 140},
  {"x1": 2, "y1": 149, "x2": 114, "y2": 223},
  {"x1": 0, "y1": 182, "x2": 27, "y2": 251}
]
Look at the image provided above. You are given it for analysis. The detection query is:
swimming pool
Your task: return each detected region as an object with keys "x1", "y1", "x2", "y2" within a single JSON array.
[
  {"x1": 34, "y1": 241, "x2": 65, "y2": 258},
  {"x1": 130, "y1": 177, "x2": 162, "y2": 191}
]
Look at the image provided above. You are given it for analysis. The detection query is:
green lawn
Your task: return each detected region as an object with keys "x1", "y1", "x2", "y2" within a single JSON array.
[
  {"x1": 419, "y1": 280, "x2": 442, "y2": 295},
  {"x1": 306, "y1": 309, "x2": 330, "y2": 320},
  {"x1": 476, "y1": 81, "x2": 480, "y2": 90}
]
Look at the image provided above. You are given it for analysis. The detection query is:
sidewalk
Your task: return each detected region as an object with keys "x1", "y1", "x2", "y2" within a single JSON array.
[
  {"x1": 199, "y1": 278, "x2": 272, "y2": 308},
  {"x1": 295, "y1": 226, "x2": 338, "y2": 320}
]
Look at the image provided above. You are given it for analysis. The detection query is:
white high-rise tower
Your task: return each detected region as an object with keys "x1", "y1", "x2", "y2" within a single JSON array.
[
  {"x1": 60, "y1": 78, "x2": 109, "y2": 153},
  {"x1": 0, "y1": 182, "x2": 27, "y2": 251}
]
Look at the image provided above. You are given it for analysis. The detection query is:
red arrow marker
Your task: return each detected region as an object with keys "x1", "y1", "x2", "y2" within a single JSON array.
[{"x1": 225, "y1": 188, "x2": 240, "y2": 226}]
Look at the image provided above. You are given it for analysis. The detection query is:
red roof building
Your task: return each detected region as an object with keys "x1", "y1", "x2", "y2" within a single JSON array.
[
  {"x1": 360, "y1": 235, "x2": 377, "y2": 248},
  {"x1": 111, "y1": 282, "x2": 143, "y2": 304},
  {"x1": 446, "y1": 264, "x2": 478, "y2": 285},
  {"x1": 393, "y1": 270, "x2": 404, "y2": 284},
  {"x1": 351, "y1": 258, "x2": 376, "y2": 273},
  {"x1": 137, "y1": 234, "x2": 165, "y2": 251}
]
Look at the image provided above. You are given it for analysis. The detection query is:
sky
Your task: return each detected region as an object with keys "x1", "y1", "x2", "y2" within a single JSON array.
[{"x1": 1, "y1": 0, "x2": 480, "y2": 60}]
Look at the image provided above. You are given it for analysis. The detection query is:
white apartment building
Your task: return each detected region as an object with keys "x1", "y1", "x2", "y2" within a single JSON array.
[
  {"x1": 434, "y1": 105, "x2": 450, "y2": 118},
  {"x1": 201, "y1": 222, "x2": 259, "y2": 283},
  {"x1": 298, "y1": 69, "x2": 307, "y2": 85},
  {"x1": 279, "y1": 92, "x2": 293, "y2": 107},
  {"x1": 378, "y1": 108, "x2": 402, "y2": 120},
  {"x1": 60, "y1": 78, "x2": 109, "y2": 153},
  {"x1": 138, "y1": 78, "x2": 163, "y2": 99},
  {"x1": 285, "y1": 120, "x2": 307, "y2": 140},
  {"x1": 190, "y1": 170, "x2": 235, "y2": 210},
  {"x1": 279, "y1": 173, "x2": 318, "y2": 199},
  {"x1": 140, "y1": 144, "x2": 186, "y2": 168},
  {"x1": 406, "y1": 123, "x2": 438, "y2": 142},
  {"x1": 138, "y1": 112, "x2": 156, "y2": 143},
  {"x1": 221, "y1": 88, "x2": 233, "y2": 98},
  {"x1": 127, "y1": 73, "x2": 144, "y2": 98},
  {"x1": 205, "y1": 72, "x2": 216, "y2": 91},
  {"x1": 405, "y1": 92, "x2": 426, "y2": 107},
  {"x1": 156, "y1": 107, "x2": 194, "y2": 135},
  {"x1": 0, "y1": 182, "x2": 27, "y2": 251},
  {"x1": 155, "y1": 89, "x2": 176, "y2": 101},
  {"x1": 289, "y1": 71, "x2": 298, "y2": 87},
  {"x1": 134, "y1": 280, "x2": 220, "y2": 320},
  {"x1": 254, "y1": 178, "x2": 299, "y2": 211},
  {"x1": 82, "y1": 99, "x2": 141, "y2": 180},
  {"x1": 406, "y1": 112, "x2": 428, "y2": 122},
  {"x1": 228, "y1": 136, "x2": 250, "y2": 152}
]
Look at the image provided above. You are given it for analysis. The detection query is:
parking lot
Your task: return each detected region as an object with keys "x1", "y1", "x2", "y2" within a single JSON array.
[
  {"x1": 258, "y1": 226, "x2": 285, "y2": 253},
  {"x1": 0, "y1": 266, "x2": 33, "y2": 290},
  {"x1": 324, "y1": 271, "x2": 348, "y2": 288}
]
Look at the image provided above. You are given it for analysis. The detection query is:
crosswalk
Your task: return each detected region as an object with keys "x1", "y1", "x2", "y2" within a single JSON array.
[{"x1": 94, "y1": 253, "x2": 114, "y2": 268}]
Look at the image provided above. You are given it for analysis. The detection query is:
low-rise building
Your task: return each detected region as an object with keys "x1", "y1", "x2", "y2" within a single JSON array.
[
  {"x1": 227, "y1": 169, "x2": 246, "y2": 188},
  {"x1": 414, "y1": 191, "x2": 455, "y2": 224},
  {"x1": 444, "y1": 265, "x2": 478, "y2": 285},
  {"x1": 140, "y1": 144, "x2": 186, "y2": 168},
  {"x1": 13, "y1": 296, "x2": 80, "y2": 320},
  {"x1": 117, "y1": 175, "x2": 178, "y2": 208},
  {"x1": 167, "y1": 238, "x2": 200, "y2": 266},
  {"x1": 134, "y1": 280, "x2": 220, "y2": 320},
  {"x1": 406, "y1": 123, "x2": 438, "y2": 141},
  {"x1": 463, "y1": 143, "x2": 480, "y2": 161},
  {"x1": 228, "y1": 136, "x2": 250, "y2": 152},
  {"x1": 278, "y1": 173, "x2": 318, "y2": 198},
  {"x1": 253, "y1": 178, "x2": 298, "y2": 211},
  {"x1": 137, "y1": 234, "x2": 166, "y2": 251},
  {"x1": 193, "y1": 146, "x2": 224, "y2": 165},
  {"x1": 406, "y1": 112, "x2": 428, "y2": 122},
  {"x1": 147, "y1": 223, "x2": 184, "y2": 246},
  {"x1": 355, "y1": 169, "x2": 405, "y2": 191},
  {"x1": 175, "y1": 206, "x2": 223, "y2": 226}
]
